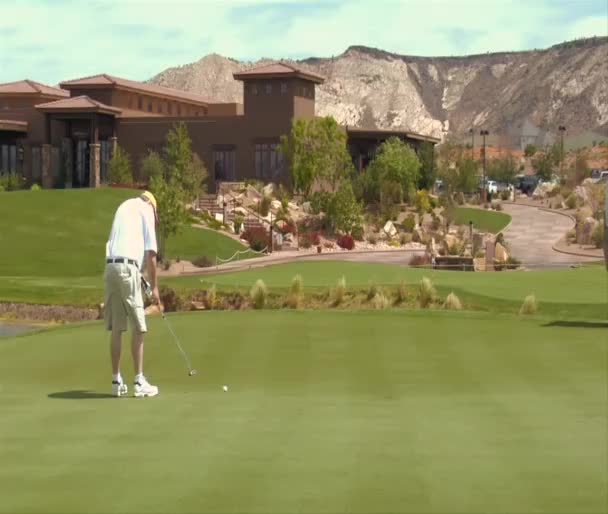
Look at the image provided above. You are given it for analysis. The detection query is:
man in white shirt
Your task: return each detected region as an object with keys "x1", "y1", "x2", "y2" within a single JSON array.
[{"x1": 104, "y1": 190, "x2": 162, "y2": 398}]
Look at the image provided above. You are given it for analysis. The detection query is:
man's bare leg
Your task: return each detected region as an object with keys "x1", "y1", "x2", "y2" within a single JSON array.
[
  {"x1": 110, "y1": 328, "x2": 122, "y2": 374},
  {"x1": 132, "y1": 330, "x2": 144, "y2": 376}
]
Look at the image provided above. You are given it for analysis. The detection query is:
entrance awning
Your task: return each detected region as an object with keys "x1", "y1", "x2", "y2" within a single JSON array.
[
  {"x1": 36, "y1": 95, "x2": 122, "y2": 116},
  {"x1": 0, "y1": 120, "x2": 28, "y2": 133}
]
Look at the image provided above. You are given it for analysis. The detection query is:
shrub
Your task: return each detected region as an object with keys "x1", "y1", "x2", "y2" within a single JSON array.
[
  {"x1": 367, "y1": 281, "x2": 378, "y2": 301},
  {"x1": 332, "y1": 276, "x2": 346, "y2": 306},
  {"x1": 431, "y1": 214, "x2": 441, "y2": 231},
  {"x1": 566, "y1": 228, "x2": 576, "y2": 241},
  {"x1": 418, "y1": 277, "x2": 436, "y2": 308},
  {"x1": 351, "y1": 225, "x2": 364, "y2": 241},
  {"x1": 505, "y1": 256, "x2": 521, "y2": 270},
  {"x1": 416, "y1": 189, "x2": 431, "y2": 214},
  {"x1": 500, "y1": 190, "x2": 510, "y2": 201},
  {"x1": 250, "y1": 279, "x2": 268, "y2": 309},
  {"x1": 324, "y1": 241, "x2": 335, "y2": 249},
  {"x1": 108, "y1": 146, "x2": 133, "y2": 184},
  {"x1": 394, "y1": 280, "x2": 408, "y2": 304},
  {"x1": 299, "y1": 231, "x2": 321, "y2": 249},
  {"x1": 494, "y1": 203, "x2": 503, "y2": 211},
  {"x1": 366, "y1": 233, "x2": 378, "y2": 245},
  {"x1": 162, "y1": 260, "x2": 171, "y2": 271},
  {"x1": 403, "y1": 214, "x2": 416, "y2": 233},
  {"x1": 30, "y1": 183, "x2": 41, "y2": 191},
  {"x1": 286, "y1": 274, "x2": 303, "y2": 309},
  {"x1": 337, "y1": 234, "x2": 355, "y2": 250},
  {"x1": 192, "y1": 255, "x2": 213, "y2": 268},
  {"x1": 400, "y1": 232, "x2": 412, "y2": 245},
  {"x1": 444, "y1": 292, "x2": 462, "y2": 310},
  {"x1": 242, "y1": 227, "x2": 270, "y2": 252},
  {"x1": 519, "y1": 294, "x2": 538, "y2": 315},
  {"x1": 372, "y1": 291, "x2": 390, "y2": 310},
  {"x1": 233, "y1": 215, "x2": 244, "y2": 234},
  {"x1": 565, "y1": 194, "x2": 578, "y2": 209},
  {"x1": 206, "y1": 284, "x2": 217, "y2": 309},
  {"x1": 159, "y1": 285, "x2": 185, "y2": 312},
  {"x1": 411, "y1": 231, "x2": 421, "y2": 243},
  {"x1": 409, "y1": 254, "x2": 430, "y2": 267},
  {"x1": 448, "y1": 241, "x2": 462, "y2": 256},
  {"x1": 591, "y1": 223, "x2": 604, "y2": 249},
  {"x1": 261, "y1": 196, "x2": 273, "y2": 216}
]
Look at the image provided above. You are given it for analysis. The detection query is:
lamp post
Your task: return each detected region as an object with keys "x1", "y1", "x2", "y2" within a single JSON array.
[
  {"x1": 480, "y1": 130, "x2": 489, "y2": 202},
  {"x1": 469, "y1": 128, "x2": 475, "y2": 160},
  {"x1": 222, "y1": 201, "x2": 227, "y2": 224},
  {"x1": 558, "y1": 125, "x2": 566, "y2": 179}
]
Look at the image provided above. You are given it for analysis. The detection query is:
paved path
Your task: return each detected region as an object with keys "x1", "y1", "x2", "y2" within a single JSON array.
[{"x1": 502, "y1": 204, "x2": 597, "y2": 267}]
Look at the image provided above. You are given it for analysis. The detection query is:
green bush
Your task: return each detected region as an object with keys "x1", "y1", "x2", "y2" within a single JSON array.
[
  {"x1": 30, "y1": 183, "x2": 41, "y2": 191},
  {"x1": 233, "y1": 215, "x2": 244, "y2": 234},
  {"x1": 367, "y1": 233, "x2": 378, "y2": 245},
  {"x1": 400, "y1": 232, "x2": 412, "y2": 245},
  {"x1": 250, "y1": 279, "x2": 268, "y2": 309},
  {"x1": 444, "y1": 292, "x2": 463, "y2": 311},
  {"x1": 591, "y1": 223, "x2": 604, "y2": 249},
  {"x1": 416, "y1": 189, "x2": 431, "y2": 214},
  {"x1": 565, "y1": 194, "x2": 578, "y2": 209},
  {"x1": 500, "y1": 190, "x2": 510, "y2": 201},
  {"x1": 332, "y1": 276, "x2": 346, "y2": 306},
  {"x1": 107, "y1": 145, "x2": 133, "y2": 184},
  {"x1": 403, "y1": 214, "x2": 416, "y2": 233},
  {"x1": 394, "y1": 280, "x2": 407, "y2": 304},
  {"x1": 192, "y1": 255, "x2": 213, "y2": 268},
  {"x1": 259, "y1": 196, "x2": 271, "y2": 217},
  {"x1": 367, "y1": 281, "x2": 378, "y2": 301},
  {"x1": 351, "y1": 225, "x2": 364, "y2": 241},
  {"x1": 519, "y1": 294, "x2": 538, "y2": 315},
  {"x1": 418, "y1": 277, "x2": 436, "y2": 308}
]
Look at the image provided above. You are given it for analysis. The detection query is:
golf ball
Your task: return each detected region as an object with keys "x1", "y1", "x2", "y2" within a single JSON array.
[{"x1": 223, "y1": 385, "x2": 228, "y2": 392}]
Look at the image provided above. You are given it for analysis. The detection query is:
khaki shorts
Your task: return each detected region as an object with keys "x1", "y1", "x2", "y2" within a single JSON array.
[{"x1": 104, "y1": 262, "x2": 147, "y2": 333}]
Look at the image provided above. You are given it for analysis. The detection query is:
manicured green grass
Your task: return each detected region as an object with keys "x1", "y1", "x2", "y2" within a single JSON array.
[
  {"x1": 448, "y1": 206, "x2": 511, "y2": 233},
  {"x1": 167, "y1": 261, "x2": 608, "y2": 320},
  {"x1": 0, "y1": 189, "x2": 250, "y2": 303},
  {"x1": 1, "y1": 310, "x2": 606, "y2": 513}
]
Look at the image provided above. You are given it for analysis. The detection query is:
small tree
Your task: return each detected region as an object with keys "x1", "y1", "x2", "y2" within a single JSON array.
[
  {"x1": 533, "y1": 152, "x2": 554, "y2": 181},
  {"x1": 164, "y1": 122, "x2": 192, "y2": 185},
  {"x1": 487, "y1": 154, "x2": 517, "y2": 184},
  {"x1": 149, "y1": 175, "x2": 187, "y2": 260},
  {"x1": 107, "y1": 145, "x2": 133, "y2": 184},
  {"x1": 417, "y1": 141, "x2": 437, "y2": 190},
  {"x1": 328, "y1": 180, "x2": 363, "y2": 233},
  {"x1": 140, "y1": 151, "x2": 165, "y2": 184},
  {"x1": 182, "y1": 153, "x2": 208, "y2": 202},
  {"x1": 456, "y1": 157, "x2": 478, "y2": 193},
  {"x1": 280, "y1": 116, "x2": 352, "y2": 196},
  {"x1": 524, "y1": 144, "x2": 537, "y2": 157},
  {"x1": 367, "y1": 137, "x2": 421, "y2": 201}
]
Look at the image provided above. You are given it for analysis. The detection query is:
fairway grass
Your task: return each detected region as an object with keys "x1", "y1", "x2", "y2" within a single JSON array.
[
  {"x1": 1, "y1": 310, "x2": 606, "y2": 513},
  {"x1": 448, "y1": 206, "x2": 511, "y2": 233}
]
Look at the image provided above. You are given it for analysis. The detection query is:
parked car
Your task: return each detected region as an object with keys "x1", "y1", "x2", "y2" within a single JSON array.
[
  {"x1": 516, "y1": 174, "x2": 541, "y2": 195},
  {"x1": 591, "y1": 170, "x2": 608, "y2": 183}
]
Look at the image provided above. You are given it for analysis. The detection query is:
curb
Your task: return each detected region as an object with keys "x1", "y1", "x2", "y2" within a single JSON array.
[{"x1": 552, "y1": 240, "x2": 604, "y2": 259}]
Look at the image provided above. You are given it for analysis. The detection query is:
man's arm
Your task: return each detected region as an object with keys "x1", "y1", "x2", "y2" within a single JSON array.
[{"x1": 145, "y1": 250, "x2": 161, "y2": 307}]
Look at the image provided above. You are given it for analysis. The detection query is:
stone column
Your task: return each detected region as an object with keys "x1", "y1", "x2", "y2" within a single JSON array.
[
  {"x1": 109, "y1": 136, "x2": 117, "y2": 157},
  {"x1": 41, "y1": 144, "x2": 52, "y2": 188},
  {"x1": 89, "y1": 143, "x2": 101, "y2": 188},
  {"x1": 485, "y1": 240, "x2": 495, "y2": 272},
  {"x1": 62, "y1": 138, "x2": 73, "y2": 188}
]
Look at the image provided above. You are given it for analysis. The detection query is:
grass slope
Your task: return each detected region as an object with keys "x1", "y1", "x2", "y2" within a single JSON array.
[
  {"x1": 0, "y1": 189, "x2": 250, "y2": 303},
  {"x1": 448, "y1": 206, "x2": 511, "y2": 233},
  {"x1": 1, "y1": 310, "x2": 606, "y2": 513},
  {"x1": 168, "y1": 261, "x2": 608, "y2": 320}
]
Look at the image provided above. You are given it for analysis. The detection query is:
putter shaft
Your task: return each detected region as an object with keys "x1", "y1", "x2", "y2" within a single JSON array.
[{"x1": 161, "y1": 313, "x2": 194, "y2": 373}]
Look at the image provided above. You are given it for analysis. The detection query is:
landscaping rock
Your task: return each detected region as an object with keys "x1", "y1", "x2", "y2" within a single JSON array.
[
  {"x1": 288, "y1": 201, "x2": 299, "y2": 211},
  {"x1": 532, "y1": 182, "x2": 558, "y2": 199},
  {"x1": 246, "y1": 185, "x2": 262, "y2": 201},
  {"x1": 270, "y1": 200, "x2": 282, "y2": 211},
  {"x1": 262, "y1": 183, "x2": 275, "y2": 197},
  {"x1": 577, "y1": 217, "x2": 599, "y2": 245},
  {"x1": 233, "y1": 206, "x2": 248, "y2": 216},
  {"x1": 214, "y1": 213, "x2": 223, "y2": 223},
  {"x1": 383, "y1": 220, "x2": 397, "y2": 238},
  {"x1": 494, "y1": 242, "x2": 508, "y2": 263},
  {"x1": 301, "y1": 201, "x2": 312, "y2": 214},
  {"x1": 190, "y1": 301, "x2": 206, "y2": 311}
]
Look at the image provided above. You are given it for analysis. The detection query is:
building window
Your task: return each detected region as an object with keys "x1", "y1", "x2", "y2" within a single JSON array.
[
  {"x1": 128, "y1": 96, "x2": 133, "y2": 109},
  {"x1": 0, "y1": 144, "x2": 17, "y2": 172},
  {"x1": 255, "y1": 143, "x2": 283, "y2": 179},
  {"x1": 213, "y1": 147, "x2": 236, "y2": 181},
  {"x1": 138, "y1": 96, "x2": 143, "y2": 110},
  {"x1": 148, "y1": 100, "x2": 153, "y2": 112},
  {"x1": 168, "y1": 103, "x2": 173, "y2": 115},
  {"x1": 265, "y1": 83, "x2": 272, "y2": 95},
  {"x1": 177, "y1": 104, "x2": 181, "y2": 116},
  {"x1": 251, "y1": 84, "x2": 258, "y2": 96},
  {"x1": 280, "y1": 83, "x2": 287, "y2": 95}
]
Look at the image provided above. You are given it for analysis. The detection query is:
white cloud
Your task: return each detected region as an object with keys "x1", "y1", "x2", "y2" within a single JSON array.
[{"x1": 0, "y1": 0, "x2": 605, "y2": 84}]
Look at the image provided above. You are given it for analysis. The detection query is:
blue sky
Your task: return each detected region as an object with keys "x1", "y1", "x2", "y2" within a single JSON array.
[{"x1": 0, "y1": 0, "x2": 606, "y2": 85}]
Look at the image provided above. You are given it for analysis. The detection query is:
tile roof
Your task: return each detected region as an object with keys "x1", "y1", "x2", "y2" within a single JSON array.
[
  {"x1": 0, "y1": 119, "x2": 28, "y2": 132},
  {"x1": 233, "y1": 62, "x2": 325, "y2": 83},
  {"x1": 0, "y1": 80, "x2": 69, "y2": 97},
  {"x1": 60, "y1": 74, "x2": 212, "y2": 105},
  {"x1": 35, "y1": 95, "x2": 122, "y2": 115}
]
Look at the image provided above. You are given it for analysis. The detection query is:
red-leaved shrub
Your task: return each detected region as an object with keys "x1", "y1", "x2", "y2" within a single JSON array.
[
  {"x1": 336, "y1": 234, "x2": 355, "y2": 250},
  {"x1": 409, "y1": 254, "x2": 431, "y2": 267},
  {"x1": 299, "y1": 231, "x2": 321, "y2": 248},
  {"x1": 242, "y1": 227, "x2": 270, "y2": 252}
]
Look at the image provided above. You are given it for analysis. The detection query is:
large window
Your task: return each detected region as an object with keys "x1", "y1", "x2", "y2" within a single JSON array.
[
  {"x1": 0, "y1": 144, "x2": 17, "y2": 172},
  {"x1": 213, "y1": 147, "x2": 236, "y2": 181},
  {"x1": 255, "y1": 143, "x2": 283, "y2": 179}
]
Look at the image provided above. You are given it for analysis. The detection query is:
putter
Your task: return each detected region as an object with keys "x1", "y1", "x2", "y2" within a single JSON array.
[
  {"x1": 142, "y1": 276, "x2": 197, "y2": 377},
  {"x1": 161, "y1": 312, "x2": 197, "y2": 377}
]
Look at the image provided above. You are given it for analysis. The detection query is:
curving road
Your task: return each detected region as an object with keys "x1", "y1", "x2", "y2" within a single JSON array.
[{"x1": 502, "y1": 204, "x2": 596, "y2": 267}]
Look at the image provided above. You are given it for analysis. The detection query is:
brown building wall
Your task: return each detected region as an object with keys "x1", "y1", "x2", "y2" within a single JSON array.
[{"x1": 207, "y1": 103, "x2": 243, "y2": 116}]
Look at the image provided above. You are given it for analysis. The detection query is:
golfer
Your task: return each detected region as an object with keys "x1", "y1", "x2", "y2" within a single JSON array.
[{"x1": 104, "y1": 190, "x2": 161, "y2": 398}]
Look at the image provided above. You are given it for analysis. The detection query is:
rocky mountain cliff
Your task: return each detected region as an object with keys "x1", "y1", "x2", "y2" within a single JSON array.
[{"x1": 149, "y1": 37, "x2": 608, "y2": 143}]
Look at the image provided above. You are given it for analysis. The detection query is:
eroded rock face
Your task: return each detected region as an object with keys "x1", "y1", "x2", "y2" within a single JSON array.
[{"x1": 149, "y1": 38, "x2": 608, "y2": 141}]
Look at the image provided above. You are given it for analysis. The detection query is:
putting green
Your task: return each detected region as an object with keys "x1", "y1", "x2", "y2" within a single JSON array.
[
  {"x1": 447, "y1": 206, "x2": 511, "y2": 233},
  {"x1": 1, "y1": 310, "x2": 606, "y2": 513}
]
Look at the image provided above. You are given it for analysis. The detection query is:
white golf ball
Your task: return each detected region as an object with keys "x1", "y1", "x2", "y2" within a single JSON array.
[{"x1": 223, "y1": 385, "x2": 228, "y2": 392}]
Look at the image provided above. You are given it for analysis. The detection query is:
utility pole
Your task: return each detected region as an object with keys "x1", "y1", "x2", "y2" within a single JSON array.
[
  {"x1": 558, "y1": 125, "x2": 566, "y2": 179},
  {"x1": 480, "y1": 129, "x2": 489, "y2": 202},
  {"x1": 469, "y1": 128, "x2": 475, "y2": 160}
]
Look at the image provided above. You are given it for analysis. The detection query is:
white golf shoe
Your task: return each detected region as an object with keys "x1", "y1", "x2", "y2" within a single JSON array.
[
  {"x1": 133, "y1": 376, "x2": 159, "y2": 398},
  {"x1": 112, "y1": 379, "x2": 128, "y2": 397}
]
